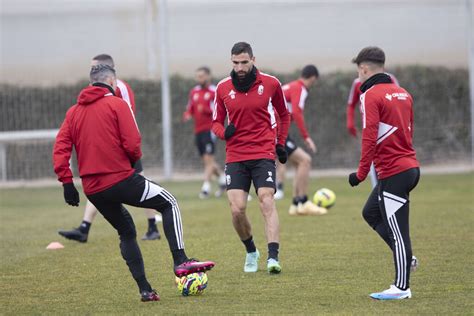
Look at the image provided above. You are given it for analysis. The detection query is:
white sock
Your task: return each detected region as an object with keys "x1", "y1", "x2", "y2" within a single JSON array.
[
  {"x1": 218, "y1": 174, "x2": 226, "y2": 186},
  {"x1": 201, "y1": 181, "x2": 211, "y2": 193}
]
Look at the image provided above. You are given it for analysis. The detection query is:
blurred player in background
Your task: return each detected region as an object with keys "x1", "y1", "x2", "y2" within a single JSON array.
[
  {"x1": 346, "y1": 69, "x2": 399, "y2": 188},
  {"x1": 348, "y1": 46, "x2": 419, "y2": 300},
  {"x1": 183, "y1": 66, "x2": 226, "y2": 199},
  {"x1": 53, "y1": 64, "x2": 214, "y2": 302},
  {"x1": 275, "y1": 65, "x2": 327, "y2": 216},
  {"x1": 58, "y1": 54, "x2": 160, "y2": 242},
  {"x1": 212, "y1": 42, "x2": 290, "y2": 274}
]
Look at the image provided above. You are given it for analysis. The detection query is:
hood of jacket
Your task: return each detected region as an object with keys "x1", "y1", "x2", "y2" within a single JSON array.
[{"x1": 77, "y1": 84, "x2": 115, "y2": 106}]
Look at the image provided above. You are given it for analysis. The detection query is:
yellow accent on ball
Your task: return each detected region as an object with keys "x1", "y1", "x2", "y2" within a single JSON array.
[
  {"x1": 175, "y1": 272, "x2": 208, "y2": 296},
  {"x1": 313, "y1": 188, "x2": 336, "y2": 209}
]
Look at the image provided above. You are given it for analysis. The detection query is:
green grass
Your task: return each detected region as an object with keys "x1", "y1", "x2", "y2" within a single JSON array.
[{"x1": 1, "y1": 173, "x2": 473, "y2": 315}]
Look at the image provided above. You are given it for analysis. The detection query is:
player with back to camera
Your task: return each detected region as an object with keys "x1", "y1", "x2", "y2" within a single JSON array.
[
  {"x1": 348, "y1": 46, "x2": 420, "y2": 300},
  {"x1": 58, "y1": 54, "x2": 161, "y2": 242},
  {"x1": 212, "y1": 42, "x2": 290, "y2": 274},
  {"x1": 182, "y1": 66, "x2": 226, "y2": 199},
  {"x1": 274, "y1": 65, "x2": 327, "y2": 216},
  {"x1": 346, "y1": 66, "x2": 399, "y2": 189},
  {"x1": 53, "y1": 64, "x2": 214, "y2": 302}
]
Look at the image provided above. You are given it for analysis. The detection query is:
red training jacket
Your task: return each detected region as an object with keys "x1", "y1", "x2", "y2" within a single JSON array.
[
  {"x1": 282, "y1": 79, "x2": 310, "y2": 139},
  {"x1": 53, "y1": 85, "x2": 142, "y2": 195},
  {"x1": 116, "y1": 79, "x2": 136, "y2": 114},
  {"x1": 212, "y1": 70, "x2": 290, "y2": 163},
  {"x1": 347, "y1": 73, "x2": 398, "y2": 135},
  {"x1": 357, "y1": 82, "x2": 419, "y2": 180},
  {"x1": 184, "y1": 84, "x2": 216, "y2": 134}
]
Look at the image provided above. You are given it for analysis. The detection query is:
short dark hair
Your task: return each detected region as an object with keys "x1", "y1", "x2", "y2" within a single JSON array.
[
  {"x1": 352, "y1": 46, "x2": 385, "y2": 66},
  {"x1": 301, "y1": 65, "x2": 319, "y2": 79},
  {"x1": 231, "y1": 42, "x2": 253, "y2": 58},
  {"x1": 92, "y1": 54, "x2": 115, "y2": 68},
  {"x1": 196, "y1": 66, "x2": 211, "y2": 75},
  {"x1": 90, "y1": 64, "x2": 116, "y2": 83}
]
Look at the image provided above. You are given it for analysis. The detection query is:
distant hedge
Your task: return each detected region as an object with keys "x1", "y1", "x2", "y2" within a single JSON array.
[{"x1": 0, "y1": 66, "x2": 470, "y2": 180}]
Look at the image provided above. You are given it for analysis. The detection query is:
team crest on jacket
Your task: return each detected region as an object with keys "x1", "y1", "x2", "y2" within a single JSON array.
[
  {"x1": 229, "y1": 90, "x2": 236, "y2": 99},
  {"x1": 204, "y1": 92, "x2": 210, "y2": 100},
  {"x1": 258, "y1": 85, "x2": 264, "y2": 95}
]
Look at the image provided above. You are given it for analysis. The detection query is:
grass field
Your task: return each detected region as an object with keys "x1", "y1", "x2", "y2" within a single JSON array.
[{"x1": 1, "y1": 173, "x2": 473, "y2": 315}]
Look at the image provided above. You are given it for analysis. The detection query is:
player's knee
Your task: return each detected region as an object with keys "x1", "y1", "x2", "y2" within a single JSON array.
[
  {"x1": 303, "y1": 153, "x2": 312, "y2": 166},
  {"x1": 258, "y1": 191, "x2": 274, "y2": 211},
  {"x1": 229, "y1": 200, "x2": 246, "y2": 217},
  {"x1": 118, "y1": 225, "x2": 137, "y2": 241},
  {"x1": 362, "y1": 207, "x2": 377, "y2": 228}
]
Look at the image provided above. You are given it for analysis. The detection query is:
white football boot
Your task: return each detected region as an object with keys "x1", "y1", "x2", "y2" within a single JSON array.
[
  {"x1": 370, "y1": 285, "x2": 412, "y2": 300},
  {"x1": 244, "y1": 249, "x2": 260, "y2": 273}
]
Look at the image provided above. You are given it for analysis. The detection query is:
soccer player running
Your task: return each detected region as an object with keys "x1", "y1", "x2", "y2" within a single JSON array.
[
  {"x1": 348, "y1": 46, "x2": 420, "y2": 300},
  {"x1": 183, "y1": 66, "x2": 226, "y2": 199},
  {"x1": 58, "y1": 54, "x2": 161, "y2": 242},
  {"x1": 346, "y1": 70, "x2": 399, "y2": 189},
  {"x1": 212, "y1": 42, "x2": 290, "y2": 274},
  {"x1": 275, "y1": 65, "x2": 327, "y2": 216},
  {"x1": 53, "y1": 64, "x2": 214, "y2": 302}
]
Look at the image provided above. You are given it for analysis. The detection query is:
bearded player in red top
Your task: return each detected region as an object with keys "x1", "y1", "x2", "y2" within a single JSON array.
[
  {"x1": 183, "y1": 67, "x2": 226, "y2": 199},
  {"x1": 346, "y1": 70, "x2": 399, "y2": 189},
  {"x1": 275, "y1": 65, "x2": 327, "y2": 216},
  {"x1": 348, "y1": 47, "x2": 420, "y2": 300},
  {"x1": 212, "y1": 42, "x2": 290, "y2": 274}
]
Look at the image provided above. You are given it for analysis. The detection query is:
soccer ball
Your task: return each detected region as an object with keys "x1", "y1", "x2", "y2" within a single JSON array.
[
  {"x1": 175, "y1": 272, "x2": 208, "y2": 296},
  {"x1": 313, "y1": 188, "x2": 336, "y2": 209}
]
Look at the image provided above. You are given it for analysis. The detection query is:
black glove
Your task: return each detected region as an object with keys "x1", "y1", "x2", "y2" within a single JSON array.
[
  {"x1": 63, "y1": 183, "x2": 80, "y2": 206},
  {"x1": 348, "y1": 172, "x2": 361, "y2": 187},
  {"x1": 224, "y1": 123, "x2": 236, "y2": 140},
  {"x1": 276, "y1": 144, "x2": 288, "y2": 164}
]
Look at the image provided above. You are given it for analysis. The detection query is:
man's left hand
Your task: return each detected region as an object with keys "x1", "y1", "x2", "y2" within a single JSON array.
[
  {"x1": 348, "y1": 172, "x2": 361, "y2": 187},
  {"x1": 276, "y1": 144, "x2": 288, "y2": 164}
]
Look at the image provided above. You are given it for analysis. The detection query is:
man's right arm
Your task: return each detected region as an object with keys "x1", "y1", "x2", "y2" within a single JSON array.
[
  {"x1": 183, "y1": 90, "x2": 194, "y2": 122},
  {"x1": 115, "y1": 99, "x2": 142, "y2": 163},
  {"x1": 356, "y1": 92, "x2": 379, "y2": 181},
  {"x1": 53, "y1": 109, "x2": 74, "y2": 184},
  {"x1": 211, "y1": 87, "x2": 227, "y2": 139},
  {"x1": 346, "y1": 79, "x2": 360, "y2": 137}
]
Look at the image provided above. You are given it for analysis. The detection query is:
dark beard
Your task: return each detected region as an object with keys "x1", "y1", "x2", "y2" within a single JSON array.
[{"x1": 231, "y1": 66, "x2": 257, "y2": 93}]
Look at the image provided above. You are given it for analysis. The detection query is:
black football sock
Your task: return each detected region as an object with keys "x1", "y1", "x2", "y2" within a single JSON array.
[
  {"x1": 268, "y1": 242, "x2": 279, "y2": 260},
  {"x1": 277, "y1": 182, "x2": 284, "y2": 191},
  {"x1": 172, "y1": 249, "x2": 188, "y2": 266},
  {"x1": 242, "y1": 236, "x2": 257, "y2": 253},
  {"x1": 292, "y1": 197, "x2": 300, "y2": 206},
  {"x1": 299, "y1": 195, "x2": 308, "y2": 204},
  {"x1": 137, "y1": 276, "x2": 153, "y2": 293},
  {"x1": 147, "y1": 217, "x2": 157, "y2": 232},
  {"x1": 79, "y1": 220, "x2": 91, "y2": 234}
]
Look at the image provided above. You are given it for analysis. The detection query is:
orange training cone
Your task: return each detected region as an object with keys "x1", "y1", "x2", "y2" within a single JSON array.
[{"x1": 46, "y1": 242, "x2": 64, "y2": 250}]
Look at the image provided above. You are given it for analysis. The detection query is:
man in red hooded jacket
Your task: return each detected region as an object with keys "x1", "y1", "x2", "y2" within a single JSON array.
[
  {"x1": 53, "y1": 64, "x2": 214, "y2": 302},
  {"x1": 58, "y1": 54, "x2": 160, "y2": 242},
  {"x1": 348, "y1": 47, "x2": 419, "y2": 300}
]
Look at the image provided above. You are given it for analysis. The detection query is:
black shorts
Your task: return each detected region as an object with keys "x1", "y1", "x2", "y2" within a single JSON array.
[
  {"x1": 285, "y1": 135, "x2": 298, "y2": 157},
  {"x1": 195, "y1": 130, "x2": 216, "y2": 156},
  {"x1": 225, "y1": 159, "x2": 276, "y2": 194},
  {"x1": 133, "y1": 159, "x2": 143, "y2": 173}
]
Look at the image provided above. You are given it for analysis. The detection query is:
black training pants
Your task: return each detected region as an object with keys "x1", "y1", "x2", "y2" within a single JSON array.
[
  {"x1": 362, "y1": 167, "x2": 420, "y2": 290},
  {"x1": 87, "y1": 173, "x2": 185, "y2": 290}
]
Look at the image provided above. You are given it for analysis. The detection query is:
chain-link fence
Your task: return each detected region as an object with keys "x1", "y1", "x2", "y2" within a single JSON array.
[{"x1": 0, "y1": 65, "x2": 471, "y2": 181}]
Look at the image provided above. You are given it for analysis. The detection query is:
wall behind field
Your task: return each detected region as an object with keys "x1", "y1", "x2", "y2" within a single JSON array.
[{"x1": 1, "y1": 0, "x2": 470, "y2": 85}]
